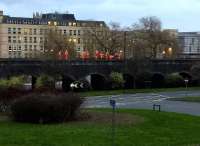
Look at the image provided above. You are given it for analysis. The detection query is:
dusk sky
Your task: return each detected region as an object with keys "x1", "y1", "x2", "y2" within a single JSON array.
[{"x1": 0, "y1": 0, "x2": 199, "y2": 31}]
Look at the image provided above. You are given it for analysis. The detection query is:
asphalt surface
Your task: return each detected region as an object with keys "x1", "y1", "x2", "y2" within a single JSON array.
[{"x1": 84, "y1": 90, "x2": 200, "y2": 116}]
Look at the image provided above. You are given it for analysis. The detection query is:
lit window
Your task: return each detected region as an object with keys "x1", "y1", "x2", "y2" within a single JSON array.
[
  {"x1": 48, "y1": 21, "x2": 51, "y2": 25},
  {"x1": 54, "y1": 21, "x2": 57, "y2": 26},
  {"x1": 24, "y1": 28, "x2": 29, "y2": 35},
  {"x1": 73, "y1": 22, "x2": 76, "y2": 26},
  {"x1": 69, "y1": 22, "x2": 72, "y2": 26}
]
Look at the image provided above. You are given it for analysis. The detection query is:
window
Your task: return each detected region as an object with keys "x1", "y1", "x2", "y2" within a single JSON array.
[
  {"x1": 40, "y1": 45, "x2": 44, "y2": 51},
  {"x1": 13, "y1": 28, "x2": 16, "y2": 34},
  {"x1": 8, "y1": 28, "x2": 11, "y2": 34},
  {"x1": 24, "y1": 28, "x2": 28, "y2": 35},
  {"x1": 34, "y1": 37, "x2": 37, "y2": 43},
  {"x1": 8, "y1": 36, "x2": 11, "y2": 43},
  {"x1": 29, "y1": 45, "x2": 32, "y2": 51},
  {"x1": 76, "y1": 48, "x2": 81, "y2": 52},
  {"x1": 18, "y1": 36, "x2": 22, "y2": 43},
  {"x1": 24, "y1": 45, "x2": 28, "y2": 51},
  {"x1": 78, "y1": 38, "x2": 81, "y2": 44},
  {"x1": 18, "y1": 46, "x2": 21, "y2": 51},
  {"x1": 64, "y1": 30, "x2": 67, "y2": 34},
  {"x1": 40, "y1": 37, "x2": 43, "y2": 43},
  {"x1": 13, "y1": 36, "x2": 16, "y2": 43},
  {"x1": 69, "y1": 30, "x2": 72, "y2": 36},
  {"x1": 29, "y1": 37, "x2": 32, "y2": 43},
  {"x1": 73, "y1": 22, "x2": 76, "y2": 26},
  {"x1": 29, "y1": 28, "x2": 32, "y2": 35},
  {"x1": 33, "y1": 29, "x2": 37, "y2": 35},
  {"x1": 24, "y1": 37, "x2": 27, "y2": 43},
  {"x1": 74, "y1": 30, "x2": 76, "y2": 35},
  {"x1": 40, "y1": 29, "x2": 43, "y2": 35},
  {"x1": 34, "y1": 45, "x2": 37, "y2": 51},
  {"x1": 78, "y1": 30, "x2": 81, "y2": 35},
  {"x1": 69, "y1": 22, "x2": 72, "y2": 26},
  {"x1": 9, "y1": 45, "x2": 12, "y2": 51},
  {"x1": 18, "y1": 28, "x2": 21, "y2": 34},
  {"x1": 13, "y1": 46, "x2": 17, "y2": 51}
]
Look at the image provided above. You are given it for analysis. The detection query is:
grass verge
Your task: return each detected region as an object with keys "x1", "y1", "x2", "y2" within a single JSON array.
[{"x1": 0, "y1": 109, "x2": 200, "y2": 146}]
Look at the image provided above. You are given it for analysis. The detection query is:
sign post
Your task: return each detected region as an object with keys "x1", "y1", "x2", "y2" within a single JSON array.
[
  {"x1": 110, "y1": 99, "x2": 116, "y2": 146},
  {"x1": 184, "y1": 79, "x2": 189, "y2": 97}
]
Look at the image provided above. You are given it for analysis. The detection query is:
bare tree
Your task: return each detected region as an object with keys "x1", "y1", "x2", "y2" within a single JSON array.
[
  {"x1": 131, "y1": 16, "x2": 179, "y2": 59},
  {"x1": 42, "y1": 28, "x2": 76, "y2": 60},
  {"x1": 83, "y1": 22, "x2": 124, "y2": 59}
]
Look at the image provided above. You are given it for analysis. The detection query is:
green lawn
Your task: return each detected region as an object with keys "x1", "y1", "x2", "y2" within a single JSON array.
[
  {"x1": 80, "y1": 87, "x2": 200, "y2": 97},
  {"x1": 169, "y1": 96, "x2": 200, "y2": 102},
  {"x1": 1, "y1": 109, "x2": 200, "y2": 146}
]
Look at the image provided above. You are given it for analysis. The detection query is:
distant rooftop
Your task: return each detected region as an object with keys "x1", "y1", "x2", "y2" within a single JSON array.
[{"x1": 0, "y1": 11, "x2": 106, "y2": 26}]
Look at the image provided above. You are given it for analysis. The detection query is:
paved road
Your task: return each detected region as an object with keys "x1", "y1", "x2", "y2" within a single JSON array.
[{"x1": 84, "y1": 90, "x2": 200, "y2": 116}]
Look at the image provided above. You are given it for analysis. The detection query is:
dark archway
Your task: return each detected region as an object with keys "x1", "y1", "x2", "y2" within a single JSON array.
[
  {"x1": 151, "y1": 72, "x2": 165, "y2": 88},
  {"x1": 179, "y1": 72, "x2": 192, "y2": 80},
  {"x1": 123, "y1": 74, "x2": 134, "y2": 89},
  {"x1": 62, "y1": 75, "x2": 75, "y2": 92},
  {"x1": 31, "y1": 76, "x2": 37, "y2": 90},
  {"x1": 90, "y1": 74, "x2": 106, "y2": 90}
]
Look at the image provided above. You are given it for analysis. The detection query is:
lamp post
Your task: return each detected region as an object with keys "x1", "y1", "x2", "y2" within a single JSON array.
[
  {"x1": 123, "y1": 31, "x2": 127, "y2": 93},
  {"x1": 123, "y1": 31, "x2": 127, "y2": 60}
]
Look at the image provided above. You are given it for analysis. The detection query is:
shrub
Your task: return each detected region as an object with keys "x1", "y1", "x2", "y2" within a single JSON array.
[
  {"x1": 151, "y1": 73, "x2": 165, "y2": 88},
  {"x1": 135, "y1": 71, "x2": 153, "y2": 88},
  {"x1": 191, "y1": 65, "x2": 200, "y2": 85},
  {"x1": 165, "y1": 73, "x2": 184, "y2": 87},
  {"x1": 0, "y1": 79, "x2": 9, "y2": 89},
  {"x1": 11, "y1": 92, "x2": 83, "y2": 123},
  {"x1": 0, "y1": 88, "x2": 31, "y2": 112},
  {"x1": 36, "y1": 74, "x2": 55, "y2": 89},
  {"x1": 179, "y1": 72, "x2": 192, "y2": 80},
  {"x1": 8, "y1": 76, "x2": 25, "y2": 89},
  {"x1": 0, "y1": 76, "x2": 25, "y2": 89},
  {"x1": 109, "y1": 72, "x2": 124, "y2": 89}
]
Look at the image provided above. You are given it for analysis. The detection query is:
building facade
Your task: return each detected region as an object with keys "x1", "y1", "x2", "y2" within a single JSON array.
[
  {"x1": 0, "y1": 11, "x2": 107, "y2": 58},
  {"x1": 178, "y1": 32, "x2": 200, "y2": 58}
]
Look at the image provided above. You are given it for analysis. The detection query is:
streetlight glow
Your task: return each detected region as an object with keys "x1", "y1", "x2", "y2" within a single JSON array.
[
  {"x1": 162, "y1": 50, "x2": 166, "y2": 55},
  {"x1": 168, "y1": 47, "x2": 172, "y2": 52}
]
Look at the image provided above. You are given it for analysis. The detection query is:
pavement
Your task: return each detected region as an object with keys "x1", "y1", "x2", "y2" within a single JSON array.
[{"x1": 83, "y1": 90, "x2": 200, "y2": 116}]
